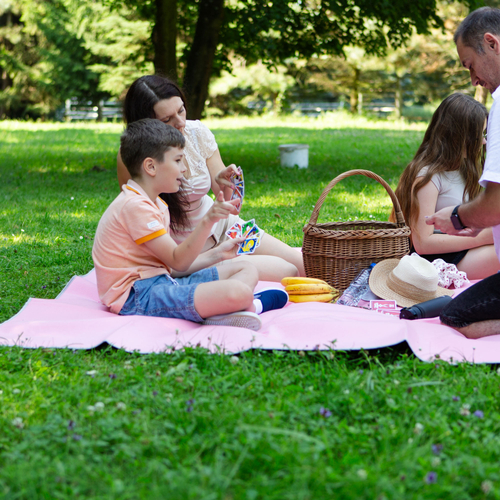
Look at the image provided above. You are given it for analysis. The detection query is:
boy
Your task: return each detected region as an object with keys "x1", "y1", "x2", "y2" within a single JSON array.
[{"x1": 92, "y1": 119, "x2": 287, "y2": 330}]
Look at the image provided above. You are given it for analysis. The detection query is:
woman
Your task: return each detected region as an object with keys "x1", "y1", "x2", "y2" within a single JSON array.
[
  {"x1": 117, "y1": 75, "x2": 304, "y2": 280},
  {"x1": 394, "y1": 93, "x2": 499, "y2": 280}
]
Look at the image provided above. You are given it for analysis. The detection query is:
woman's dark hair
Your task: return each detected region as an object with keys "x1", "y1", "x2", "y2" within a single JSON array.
[
  {"x1": 123, "y1": 75, "x2": 189, "y2": 233},
  {"x1": 124, "y1": 75, "x2": 187, "y2": 124},
  {"x1": 394, "y1": 93, "x2": 487, "y2": 233}
]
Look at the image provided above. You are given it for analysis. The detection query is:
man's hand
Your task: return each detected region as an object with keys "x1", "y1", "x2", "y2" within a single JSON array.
[
  {"x1": 425, "y1": 206, "x2": 460, "y2": 235},
  {"x1": 426, "y1": 206, "x2": 482, "y2": 237}
]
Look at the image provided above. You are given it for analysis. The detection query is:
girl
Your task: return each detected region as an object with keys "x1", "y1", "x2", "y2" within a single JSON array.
[
  {"x1": 394, "y1": 93, "x2": 500, "y2": 280},
  {"x1": 116, "y1": 75, "x2": 304, "y2": 281}
]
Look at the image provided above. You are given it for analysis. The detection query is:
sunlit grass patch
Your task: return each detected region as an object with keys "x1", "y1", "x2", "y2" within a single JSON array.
[{"x1": 3, "y1": 118, "x2": 498, "y2": 499}]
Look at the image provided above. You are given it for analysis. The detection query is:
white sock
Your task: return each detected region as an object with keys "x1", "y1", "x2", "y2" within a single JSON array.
[{"x1": 253, "y1": 299, "x2": 263, "y2": 315}]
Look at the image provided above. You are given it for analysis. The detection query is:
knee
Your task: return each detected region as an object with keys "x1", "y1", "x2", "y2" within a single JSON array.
[
  {"x1": 225, "y1": 280, "x2": 254, "y2": 310},
  {"x1": 281, "y1": 261, "x2": 299, "y2": 278},
  {"x1": 238, "y1": 260, "x2": 259, "y2": 285}
]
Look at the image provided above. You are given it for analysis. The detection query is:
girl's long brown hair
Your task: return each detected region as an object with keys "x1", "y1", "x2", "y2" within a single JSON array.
[{"x1": 394, "y1": 93, "x2": 487, "y2": 231}]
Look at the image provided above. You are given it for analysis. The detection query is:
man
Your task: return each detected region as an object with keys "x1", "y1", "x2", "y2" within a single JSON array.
[{"x1": 426, "y1": 7, "x2": 500, "y2": 338}]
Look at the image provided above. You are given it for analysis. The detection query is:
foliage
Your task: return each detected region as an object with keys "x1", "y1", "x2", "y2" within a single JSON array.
[
  {"x1": 208, "y1": 60, "x2": 295, "y2": 116},
  {"x1": 0, "y1": 0, "x2": 103, "y2": 119},
  {"x1": 285, "y1": 1, "x2": 477, "y2": 116}
]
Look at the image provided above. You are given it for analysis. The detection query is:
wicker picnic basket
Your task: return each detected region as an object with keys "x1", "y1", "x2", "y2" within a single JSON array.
[{"x1": 302, "y1": 169, "x2": 411, "y2": 293}]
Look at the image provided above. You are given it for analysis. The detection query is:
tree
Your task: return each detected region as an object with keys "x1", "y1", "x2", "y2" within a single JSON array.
[
  {"x1": 289, "y1": 1, "x2": 484, "y2": 118},
  {"x1": 114, "y1": 0, "x2": 481, "y2": 119},
  {"x1": 0, "y1": 0, "x2": 105, "y2": 119}
]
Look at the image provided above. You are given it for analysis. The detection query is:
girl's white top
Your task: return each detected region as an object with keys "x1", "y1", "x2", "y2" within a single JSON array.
[{"x1": 417, "y1": 167, "x2": 468, "y2": 212}]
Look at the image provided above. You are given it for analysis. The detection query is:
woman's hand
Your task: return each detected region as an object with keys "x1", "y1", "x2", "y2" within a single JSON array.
[{"x1": 214, "y1": 164, "x2": 241, "y2": 191}]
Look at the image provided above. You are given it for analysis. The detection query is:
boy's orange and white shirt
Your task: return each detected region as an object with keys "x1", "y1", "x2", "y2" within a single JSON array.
[{"x1": 92, "y1": 180, "x2": 172, "y2": 313}]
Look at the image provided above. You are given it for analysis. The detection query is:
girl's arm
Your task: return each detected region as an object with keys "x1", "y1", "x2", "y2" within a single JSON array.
[
  {"x1": 117, "y1": 150, "x2": 132, "y2": 189},
  {"x1": 143, "y1": 192, "x2": 240, "y2": 272},
  {"x1": 206, "y1": 149, "x2": 240, "y2": 201},
  {"x1": 412, "y1": 180, "x2": 494, "y2": 254}
]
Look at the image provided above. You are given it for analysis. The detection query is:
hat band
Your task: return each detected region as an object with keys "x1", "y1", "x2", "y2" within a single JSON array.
[{"x1": 387, "y1": 272, "x2": 438, "y2": 303}]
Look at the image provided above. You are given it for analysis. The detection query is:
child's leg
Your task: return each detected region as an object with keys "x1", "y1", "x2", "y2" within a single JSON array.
[
  {"x1": 194, "y1": 261, "x2": 259, "y2": 319},
  {"x1": 224, "y1": 254, "x2": 299, "y2": 282},
  {"x1": 457, "y1": 245, "x2": 500, "y2": 280},
  {"x1": 253, "y1": 233, "x2": 305, "y2": 277}
]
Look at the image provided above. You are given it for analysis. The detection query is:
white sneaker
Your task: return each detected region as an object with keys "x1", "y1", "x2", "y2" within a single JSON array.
[{"x1": 202, "y1": 311, "x2": 262, "y2": 331}]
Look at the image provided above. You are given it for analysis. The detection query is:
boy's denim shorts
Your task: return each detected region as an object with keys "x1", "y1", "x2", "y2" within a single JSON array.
[{"x1": 119, "y1": 267, "x2": 219, "y2": 322}]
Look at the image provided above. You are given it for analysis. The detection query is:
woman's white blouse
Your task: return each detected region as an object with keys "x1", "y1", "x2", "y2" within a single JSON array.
[{"x1": 174, "y1": 120, "x2": 218, "y2": 243}]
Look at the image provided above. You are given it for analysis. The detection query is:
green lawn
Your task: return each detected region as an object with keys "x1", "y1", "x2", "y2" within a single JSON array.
[{"x1": 1, "y1": 115, "x2": 499, "y2": 499}]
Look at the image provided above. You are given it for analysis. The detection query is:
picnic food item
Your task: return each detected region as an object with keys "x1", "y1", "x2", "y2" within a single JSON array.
[
  {"x1": 288, "y1": 292, "x2": 337, "y2": 303},
  {"x1": 285, "y1": 283, "x2": 335, "y2": 295},
  {"x1": 302, "y1": 169, "x2": 410, "y2": 293},
  {"x1": 281, "y1": 277, "x2": 327, "y2": 287},
  {"x1": 284, "y1": 278, "x2": 340, "y2": 303}
]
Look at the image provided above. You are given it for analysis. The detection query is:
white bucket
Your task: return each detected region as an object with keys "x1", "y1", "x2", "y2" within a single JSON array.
[{"x1": 279, "y1": 144, "x2": 309, "y2": 168}]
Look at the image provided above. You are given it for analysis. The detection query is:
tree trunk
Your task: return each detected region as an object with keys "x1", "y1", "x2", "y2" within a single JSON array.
[
  {"x1": 394, "y1": 75, "x2": 403, "y2": 120},
  {"x1": 153, "y1": 0, "x2": 178, "y2": 82},
  {"x1": 350, "y1": 67, "x2": 360, "y2": 114},
  {"x1": 182, "y1": 0, "x2": 225, "y2": 119},
  {"x1": 474, "y1": 85, "x2": 489, "y2": 106}
]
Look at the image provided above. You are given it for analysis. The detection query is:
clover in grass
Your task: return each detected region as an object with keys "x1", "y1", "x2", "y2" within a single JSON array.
[
  {"x1": 319, "y1": 407, "x2": 332, "y2": 418},
  {"x1": 12, "y1": 417, "x2": 24, "y2": 429},
  {"x1": 425, "y1": 471, "x2": 437, "y2": 484}
]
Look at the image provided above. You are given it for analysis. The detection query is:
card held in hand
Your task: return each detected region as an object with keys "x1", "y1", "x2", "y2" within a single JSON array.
[
  {"x1": 225, "y1": 218, "x2": 261, "y2": 255},
  {"x1": 230, "y1": 167, "x2": 244, "y2": 210}
]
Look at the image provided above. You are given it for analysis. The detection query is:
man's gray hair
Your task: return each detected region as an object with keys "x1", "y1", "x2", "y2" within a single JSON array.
[{"x1": 455, "y1": 7, "x2": 500, "y2": 54}]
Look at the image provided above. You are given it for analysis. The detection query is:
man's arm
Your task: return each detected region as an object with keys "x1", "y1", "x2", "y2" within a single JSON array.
[{"x1": 426, "y1": 182, "x2": 500, "y2": 235}]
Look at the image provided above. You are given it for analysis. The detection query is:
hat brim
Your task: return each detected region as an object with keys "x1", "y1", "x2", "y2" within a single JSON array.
[{"x1": 368, "y1": 258, "x2": 454, "y2": 308}]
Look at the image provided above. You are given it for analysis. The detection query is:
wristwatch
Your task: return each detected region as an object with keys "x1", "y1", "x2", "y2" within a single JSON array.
[{"x1": 450, "y1": 205, "x2": 466, "y2": 230}]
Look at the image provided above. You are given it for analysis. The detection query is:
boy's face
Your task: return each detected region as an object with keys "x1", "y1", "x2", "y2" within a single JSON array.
[{"x1": 154, "y1": 147, "x2": 186, "y2": 193}]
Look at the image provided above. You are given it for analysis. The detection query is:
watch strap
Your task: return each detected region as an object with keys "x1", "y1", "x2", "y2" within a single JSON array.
[{"x1": 451, "y1": 205, "x2": 466, "y2": 230}]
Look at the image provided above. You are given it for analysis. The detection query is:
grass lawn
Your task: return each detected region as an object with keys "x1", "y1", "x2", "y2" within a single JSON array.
[{"x1": 1, "y1": 115, "x2": 499, "y2": 499}]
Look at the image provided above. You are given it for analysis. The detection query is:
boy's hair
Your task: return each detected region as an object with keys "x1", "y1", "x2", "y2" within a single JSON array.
[{"x1": 120, "y1": 118, "x2": 185, "y2": 178}]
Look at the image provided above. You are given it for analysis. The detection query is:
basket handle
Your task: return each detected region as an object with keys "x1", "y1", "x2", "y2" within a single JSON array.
[{"x1": 307, "y1": 169, "x2": 406, "y2": 226}]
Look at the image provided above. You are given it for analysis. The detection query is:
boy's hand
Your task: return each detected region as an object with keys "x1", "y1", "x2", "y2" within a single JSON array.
[
  {"x1": 216, "y1": 237, "x2": 244, "y2": 261},
  {"x1": 206, "y1": 192, "x2": 240, "y2": 224},
  {"x1": 215, "y1": 164, "x2": 240, "y2": 190}
]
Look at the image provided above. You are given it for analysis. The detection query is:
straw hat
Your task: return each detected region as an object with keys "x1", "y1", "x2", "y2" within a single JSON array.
[{"x1": 368, "y1": 254, "x2": 454, "y2": 308}]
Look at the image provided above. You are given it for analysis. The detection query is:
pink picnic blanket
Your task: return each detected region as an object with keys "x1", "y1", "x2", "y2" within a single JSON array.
[{"x1": 0, "y1": 270, "x2": 495, "y2": 364}]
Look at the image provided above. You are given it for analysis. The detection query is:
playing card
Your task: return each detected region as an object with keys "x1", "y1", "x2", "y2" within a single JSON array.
[
  {"x1": 230, "y1": 168, "x2": 244, "y2": 207},
  {"x1": 241, "y1": 219, "x2": 255, "y2": 237},
  {"x1": 370, "y1": 300, "x2": 398, "y2": 310},
  {"x1": 225, "y1": 228, "x2": 240, "y2": 239},
  {"x1": 237, "y1": 236, "x2": 258, "y2": 255},
  {"x1": 225, "y1": 222, "x2": 242, "y2": 239},
  {"x1": 245, "y1": 225, "x2": 260, "y2": 238},
  {"x1": 377, "y1": 309, "x2": 401, "y2": 317}
]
